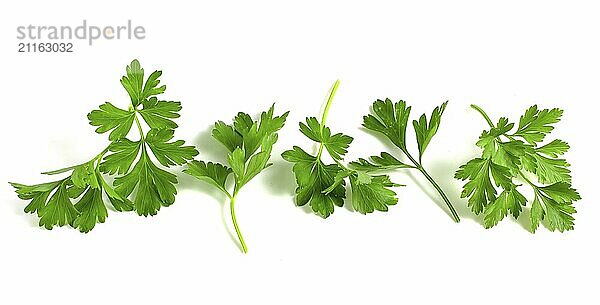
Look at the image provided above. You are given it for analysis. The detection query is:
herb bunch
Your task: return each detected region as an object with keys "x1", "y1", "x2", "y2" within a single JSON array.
[
  {"x1": 282, "y1": 81, "x2": 401, "y2": 218},
  {"x1": 184, "y1": 104, "x2": 288, "y2": 253},
  {"x1": 360, "y1": 99, "x2": 460, "y2": 222},
  {"x1": 11, "y1": 59, "x2": 198, "y2": 232},
  {"x1": 455, "y1": 104, "x2": 580, "y2": 232}
]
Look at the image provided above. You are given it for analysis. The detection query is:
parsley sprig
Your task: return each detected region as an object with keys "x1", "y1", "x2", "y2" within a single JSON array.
[
  {"x1": 360, "y1": 99, "x2": 460, "y2": 222},
  {"x1": 10, "y1": 59, "x2": 198, "y2": 232},
  {"x1": 184, "y1": 104, "x2": 288, "y2": 253},
  {"x1": 456, "y1": 104, "x2": 581, "y2": 232},
  {"x1": 282, "y1": 81, "x2": 401, "y2": 218}
]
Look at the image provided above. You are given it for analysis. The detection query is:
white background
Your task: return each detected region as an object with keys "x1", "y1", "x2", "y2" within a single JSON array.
[{"x1": 1, "y1": 1, "x2": 598, "y2": 304}]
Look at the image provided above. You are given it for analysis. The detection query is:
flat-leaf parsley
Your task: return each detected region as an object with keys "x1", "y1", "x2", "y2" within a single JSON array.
[
  {"x1": 282, "y1": 81, "x2": 401, "y2": 218},
  {"x1": 184, "y1": 104, "x2": 288, "y2": 253},
  {"x1": 455, "y1": 104, "x2": 580, "y2": 232},
  {"x1": 11, "y1": 60, "x2": 198, "y2": 232}
]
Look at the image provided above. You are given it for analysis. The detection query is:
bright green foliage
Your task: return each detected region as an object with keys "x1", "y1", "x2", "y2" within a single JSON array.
[
  {"x1": 412, "y1": 102, "x2": 447, "y2": 160},
  {"x1": 184, "y1": 104, "x2": 288, "y2": 253},
  {"x1": 456, "y1": 105, "x2": 581, "y2": 232},
  {"x1": 349, "y1": 152, "x2": 412, "y2": 172},
  {"x1": 361, "y1": 99, "x2": 460, "y2": 222},
  {"x1": 282, "y1": 145, "x2": 348, "y2": 218},
  {"x1": 11, "y1": 59, "x2": 197, "y2": 232},
  {"x1": 282, "y1": 81, "x2": 401, "y2": 218},
  {"x1": 88, "y1": 102, "x2": 135, "y2": 141}
]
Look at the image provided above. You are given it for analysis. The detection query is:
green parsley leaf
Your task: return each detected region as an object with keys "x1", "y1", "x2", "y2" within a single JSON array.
[
  {"x1": 184, "y1": 161, "x2": 232, "y2": 194},
  {"x1": 530, "y1": 183, "x2": 579, "y2": 233},
  {"x1": 11, "y1": 179, "x2": 84, "y2": 230},
  {"x1": 185, "y1": 104, "x2": 288, "y2": 253},
  {"x1": 120, "y1": 59, "x2": 145, "y2": 106},
  {"x1": 142, "y1": 71, "x2": 167, "y2": 100},
  {"x1": 87, "y1": 102, "x2": 134, "y2": 141},
  {"x1": 454, "y1": 158, "x2": 512, "y2": 214},
  {"x1": 138, "y1": 98, "x2": 181, "y2": 130},
  {"x1": 38, "y1": 180, "x2": 80, "y2": 230},
  {"x1": 362, "y1": 99, "x2": 460, "y2": 222},
  {"x1": 71, "y1": 161, "x2": 100, "y2": 189},
  {"x1": 73, "y1": 187, "x2": 108, "y2": 233},
  {"x1": 99, "y1": 139, "x2": 142, "y2": 175},
  {"x1": 536, "y1": 139, "x2": 570, "y2": 158},
  {"x1": 412, "y1": 101, "x2": 447, "y2": 160},
  {"x1": 458, "y1": 104, "x2": 581, "y2": 232},
  {"x1": 513, "y1": 105, "x2": 563, "y2": 145},
  {"x1": 213, "y1": 121, "x2": 243, "y2": 152},
  {"x1": 120, "y1": 59, "x2": 166, "y2": 107},
  {"x1": 349, "y1": 174, "x2": 399, "y2": 214},
  {"x1": 362, "y1": 98, "x2": 411, "y2": 150},
  {"x1": 113, "y1": 148, "x2": 179, "y2": 216},
  {"x1": 145, "y1": 128, "x2": 198, "y2": 167},
  {"x1": 283, "y1": 80, "x2": 400, "y2": 219},
  {"x1": 299, "y1": 117, "x2": 353, "y2": 160},
  {"x1": 349, "y1": 152, "x2": 413, "y2": 172},
  {"x1": 11, "y1": 59, "x2": 196, "y2": 232},
  {"x1": 281, "y1": 146, "x2": 346, "y2": 218},
  {"x1": 483, "y1": 187, "x2": 527, "y2": 229},
  {"x1": 528, "y1": 152, "x2": 571, "y2": 184}
]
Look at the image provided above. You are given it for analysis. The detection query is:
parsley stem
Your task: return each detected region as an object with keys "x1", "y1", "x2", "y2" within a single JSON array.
[
  {"x1": 518, "y1": 171, "x2": 537, "y2": 188},
  {"x1": 229, "y1": 194, "x2": 248, "y2": 253},
  {"x1": 317, "y1": 80, "x2": 340, "y2": 160},
  {"x1": 321, "y1": 80, "x2": 340, "y2": 128},
  {"x1": 403, "y1": 149, "x2": 460, "y2": 223},
  {"x1": 133, "y1": 112, "x2": 145, "y2": 141},
  {"x1": 41, "y1": 146, "x2": 111, "y2": 175},
  {"x1": 418, "y1": 165, "x2": 460, "y2": 222},
  {"x1": 94, "y1": 147, "x2": 110, "y2": 170},
  {"x1": 470, "y1": 104, "x2": 495, "y2": 127}
]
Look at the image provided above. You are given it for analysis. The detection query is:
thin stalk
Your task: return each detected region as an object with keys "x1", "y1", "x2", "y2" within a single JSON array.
[
  {"x1": 402, "y1": 148, "x2": 460, "y2": 223},
  {"x1": 94, "y1": 149, "x2": 109, "y2": 171},
  {"x1": 316, "y1": 80, "x2": 340, "y2": 160},
  {"x1": 418, "y1": 165, "x2": 460, "y2": 222},
  {"x1": 133, "y1": 112, "x2": 145, "y2": 141},
  {"x1": 229, "y1": 188, "x2": 248, "y2": 253},
  {"x1": 41, "y1": 146, "x2": 111, "y2": 175},
  {"x1": 470, "y1": 104, "x2": 495, "y2": 127}
]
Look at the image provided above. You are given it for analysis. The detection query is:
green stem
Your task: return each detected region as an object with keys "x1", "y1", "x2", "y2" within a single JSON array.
[
  {"x1": 518, "y1": 171, "x2": 537, "y2": 189},
  {"x1": 41, "y1": 145, "x2": 111, "y2": 175},
  {"x1": 334, "y1": 158, "x2": 351, "y2": 173},
  {"x1": 94, "y1": 147, "x2": 109, "y2": 171},
  {"x1": 470, "y1": 104, "x2": 495, "y2": 127},
  {"x1": 402, "y1": 148, "x2": 460, "y2": 223},
  {"x1": 419, "y1": 165, "x2": 460, "y2": 222},
  {"x1": 133, "y1": 112, "x2": 145, "y2": 141},
  {"x1": 229, "y1": 189, "x2": 248, "y2": 253},
  {"x1": 317, "y1": 80, "x2": 340, "y2": 160}
]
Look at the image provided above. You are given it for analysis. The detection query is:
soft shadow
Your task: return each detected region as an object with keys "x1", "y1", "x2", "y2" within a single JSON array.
[
  {"x1": 11, "y1": 199, "x2": 39, "y2": 228},
  {"x1": 262, "y1": 159, "x2": 296, "y2": 196},
  {"x1": 424, "y1": 159, "x2": 482, "y2": 223},
  {"x1": 359, "y1": 127, "x2": 403, "y2": 155},
  {"x1": 176, "y1": 167, "x2": 240, "y2": 250},
  {"x1": 511, "y1": 207, "x2": 533, "y2": 233},
  {"x1": 192, "y1": 125, "x2": 229, "y2": 164},
  {"x1": 344, "y1": 184, "x2": 355, "y2": 212},
  {"x1": 358, "y1": 127, "x2": 481, "y2": 223}
]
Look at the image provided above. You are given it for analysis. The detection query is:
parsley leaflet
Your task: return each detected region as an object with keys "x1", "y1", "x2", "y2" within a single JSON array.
[
  {"x1": 10, "y1": 60, "x2": 198, "y2": 232},
  {"x1": 184, "y1": 104, "x2": 288, "y2": 253},
  {"x1": 456, "y1": 104, "x2": 580, "y2": 232},
  {"x1": 282, "y1": 81, "x2": 401, "y2": 218},
  {"x1": 361, "y1": 99, "x2": 460, "y2": 222}
]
